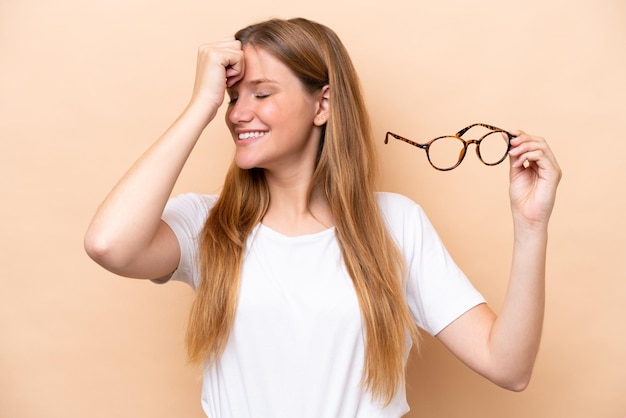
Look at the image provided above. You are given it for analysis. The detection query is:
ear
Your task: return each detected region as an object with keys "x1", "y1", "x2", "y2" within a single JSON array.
[{"x1": 313, "y1": 85, "x2": 330, "y2": 126}]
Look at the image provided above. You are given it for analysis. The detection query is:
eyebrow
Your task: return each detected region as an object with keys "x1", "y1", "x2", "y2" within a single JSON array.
[
  {"x1": 249, "y1": 78, "x2": 278, "y2": 86},
  {"x1": 228, "y1": 78, "x2": 279, "y2": 94}
]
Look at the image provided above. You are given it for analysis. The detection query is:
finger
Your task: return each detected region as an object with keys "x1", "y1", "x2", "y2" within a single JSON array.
[
  {"x1": 196, "y1": 43, "x2": 244, "y2": 87},
  {"x1": 511, "y1": 149, "x2": 544, "y2": 169},
  {"x1": 218, "y1": 43, "x2": 245, "y2": 87},
  {"x1": 508, "y1": 132, "x2": 553, "y2": 165},
  {"x1": 509, "y1": 133, "x2": 548, "y2": 158},
  {"x1": 190, "y1": 41, "x2": 244, "y2": 106},
  {"x1": 197, "y1": 39, "x2": 243, "y2": 66},
  {"x1": 510, "y1": 142, "x2": 560, "y2": 179},
  {"x1": 217, "y1": 46, "x2": 244, "y2": 70},
  {"x1": 225, "y1": 57, "x2": 245, "y2": 87}
]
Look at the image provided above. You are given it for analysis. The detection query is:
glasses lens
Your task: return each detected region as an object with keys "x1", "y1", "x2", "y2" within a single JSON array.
[
  {"x1": 478, "y1": 131, "x2": 509, "y2": 165},
  {"x1": 428, "y1": 137, "x2": 466, "y2": 170}
]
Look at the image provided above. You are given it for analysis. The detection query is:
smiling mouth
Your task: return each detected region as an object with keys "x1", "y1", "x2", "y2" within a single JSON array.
[{"x1": 238, "y1": 131, "x2": 268, "y2": 140}]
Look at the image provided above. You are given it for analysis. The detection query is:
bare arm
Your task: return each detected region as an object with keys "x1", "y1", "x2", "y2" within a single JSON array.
[
  {"x1": 437, "y1": 131, "x2": 562, "y2": 391},
  {"x1": 84, "y1": 39, "x2": 244, "y2": 279}
]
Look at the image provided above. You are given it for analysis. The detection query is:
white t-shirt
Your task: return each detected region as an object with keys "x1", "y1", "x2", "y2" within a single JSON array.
[{"x1": 160, "y1": 192, "x2": 484, "y2": 418}]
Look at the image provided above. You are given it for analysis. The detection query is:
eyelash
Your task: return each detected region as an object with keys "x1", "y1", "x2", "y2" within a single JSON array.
[{"x1": 228, "y1": 93, "x2": 270, "y2": 105}]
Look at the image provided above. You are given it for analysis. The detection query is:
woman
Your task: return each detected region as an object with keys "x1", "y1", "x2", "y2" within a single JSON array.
[{"x1": 84, "y1": 17, "x2": 561, "y2": 417}]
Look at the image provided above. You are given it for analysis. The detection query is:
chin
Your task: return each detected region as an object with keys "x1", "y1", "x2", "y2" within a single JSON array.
[{"x1": 234, "y1": 157, "x2": 260, "y2": 171}]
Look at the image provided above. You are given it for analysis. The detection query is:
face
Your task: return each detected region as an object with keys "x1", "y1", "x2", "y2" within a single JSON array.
[{"x1": 225, "y1": 46, "x2": 328, "y2": 176}]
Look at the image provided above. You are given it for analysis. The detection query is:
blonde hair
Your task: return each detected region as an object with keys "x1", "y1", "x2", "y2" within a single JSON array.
[{"x1": 186, "y1": 17, "x2": 419, "y2": 404}]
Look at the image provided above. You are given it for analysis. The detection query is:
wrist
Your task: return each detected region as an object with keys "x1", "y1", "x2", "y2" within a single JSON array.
[
  {"x1": 512, "y1": 217, "x2": 549, "y2": 246},
  {"x1": 182, "y1": 99, "x2": 218, "y2": 128}
]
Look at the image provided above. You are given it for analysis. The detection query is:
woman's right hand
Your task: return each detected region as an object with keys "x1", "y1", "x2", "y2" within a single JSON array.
[
  {"x1": 188, "y1": 38, "x2": 245, "y2": 120},
  {"x1": 84, "y1": 39, "x2": 246, "y2": 280}
]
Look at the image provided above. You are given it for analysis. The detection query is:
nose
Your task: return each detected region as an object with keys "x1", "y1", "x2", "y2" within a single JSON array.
[{"x1": 227, "y1": 97, "x2": 254, "y2": 125}]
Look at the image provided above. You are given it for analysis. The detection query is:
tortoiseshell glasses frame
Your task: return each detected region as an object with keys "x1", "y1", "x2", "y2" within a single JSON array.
[{"x1": 384, "y1": 123, "x2": 515, "y2": 171}]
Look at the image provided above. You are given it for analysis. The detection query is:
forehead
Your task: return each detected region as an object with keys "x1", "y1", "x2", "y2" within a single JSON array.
[{"x1": 237, "y1": 46, "x2": 295, "y2": 86}]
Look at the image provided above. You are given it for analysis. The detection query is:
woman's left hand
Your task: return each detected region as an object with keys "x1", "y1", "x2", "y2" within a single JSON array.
[{"x1": 507, "y1": 131, "x2": 562, "y2": 229}]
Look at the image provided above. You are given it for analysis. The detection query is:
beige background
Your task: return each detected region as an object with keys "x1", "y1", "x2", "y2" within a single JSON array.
[{"x1": 1, "y1": 0, "x2": 625, "y2": 417}]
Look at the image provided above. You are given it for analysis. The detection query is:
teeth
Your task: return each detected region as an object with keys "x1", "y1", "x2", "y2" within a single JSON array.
[{"x1": 238, "y1": 131, "x2": 267, "y2": 140}]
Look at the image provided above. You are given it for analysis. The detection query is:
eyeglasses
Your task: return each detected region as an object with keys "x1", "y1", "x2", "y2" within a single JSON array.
[{"x1": 384, "y1": 123, "x2": 514, "y2": 171}]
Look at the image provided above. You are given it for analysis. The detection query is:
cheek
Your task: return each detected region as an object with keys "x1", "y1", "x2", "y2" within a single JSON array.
[
  {"x1": 258, "y1": 101, "x2": 281, "y2": 121},
  {"x1": 224, "y1": 108, "x2": 236, "y2": 132},
  {"x1": 224, "y1": 107, "x2": 231, "y2": 124}
]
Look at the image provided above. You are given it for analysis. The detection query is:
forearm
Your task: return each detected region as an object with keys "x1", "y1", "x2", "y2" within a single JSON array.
[
  {"x1": 438, "y1": 131, "x2": 560, "y2": 390},
  {"x1": 487, "y1": 221, "x2": 548, "y2": 389},
  {"x1": 84, "y1": 104, "x2": 213, "y2": 268}
]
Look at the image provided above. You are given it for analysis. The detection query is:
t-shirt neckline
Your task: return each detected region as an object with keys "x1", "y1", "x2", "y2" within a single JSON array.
[{"x1": 256, "y1": 222, "x2": 336, "y2": 241}]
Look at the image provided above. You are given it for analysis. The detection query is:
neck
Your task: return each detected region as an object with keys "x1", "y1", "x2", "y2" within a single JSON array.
[{"x1": 262, "y1": 172, "x2": 333, "y2": 236}]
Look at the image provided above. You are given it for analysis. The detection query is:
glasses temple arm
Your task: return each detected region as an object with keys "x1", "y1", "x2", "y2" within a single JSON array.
[{"x1": 385, "y1": 132, "x2": 428, "y2": 149}]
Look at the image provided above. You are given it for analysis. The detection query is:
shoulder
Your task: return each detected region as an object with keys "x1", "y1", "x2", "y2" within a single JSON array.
[
  {"x1": 162, "y1": 193, "x2": 219, "y2": 234},
  {"x1": 375, "y1": 191, "x2": 424, "y2": 217},
  {"x1": 375, "y1": 191, "x2": 436, "y2": 245},
  {"x1": 165, "y1": 193, "x2": 219, "y2": 216}
]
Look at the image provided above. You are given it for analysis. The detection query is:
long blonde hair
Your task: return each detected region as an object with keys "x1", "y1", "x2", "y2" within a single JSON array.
[{"x1": 186, "y1": 17, "x2": 419, "y2": 403}]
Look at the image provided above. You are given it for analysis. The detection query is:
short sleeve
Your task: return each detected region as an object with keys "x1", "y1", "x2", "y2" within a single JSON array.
[
  {"x1": 153, "y1": 193, "x2": 218, "y2": 290},
  {"x1": 377, "y1": 192, "x2": 485, "y2": 336}
]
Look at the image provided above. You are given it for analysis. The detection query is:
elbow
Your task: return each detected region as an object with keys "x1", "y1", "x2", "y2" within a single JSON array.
[
  {"x1": 84, "y1": 234, "x2": 107, "y2": 264},
  {"x1": 501, "y1": 378, "x2": 530, "y2": 393},
  {"x1": 83, "y1": 230, "x2": 129, "y2": 273},
  {"x1": 84, "y1": 232, "x2": 113, "y2": 267},
  {"x1": 494, "y1": 370, "x2": 533, "y2": 392}
]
